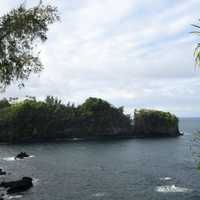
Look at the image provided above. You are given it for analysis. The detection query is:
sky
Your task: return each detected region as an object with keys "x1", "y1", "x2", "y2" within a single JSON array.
[{"x1": 0, "y1": 0, "x2": 200, "y2": 117}]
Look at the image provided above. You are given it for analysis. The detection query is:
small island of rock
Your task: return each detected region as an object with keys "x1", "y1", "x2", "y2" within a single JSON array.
[{"x1": 133, "y1": 109, "x2": 180, "y2": 137}]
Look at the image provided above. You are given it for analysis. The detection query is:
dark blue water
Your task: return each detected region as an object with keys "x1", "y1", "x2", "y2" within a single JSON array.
[{"x1": 0, "y1": 118, "x2": 200, "y2": 200}]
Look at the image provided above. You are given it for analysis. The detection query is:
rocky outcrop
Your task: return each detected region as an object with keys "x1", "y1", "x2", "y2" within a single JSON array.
[
  {"x1": 0, "y1": 169, "x2": 6, "y2": 176},
  {"x1": 15, "y1": 152, "x2": 30, "y2": 160},
  {"x1": 0, "y1": 177, "x2": 33, "y2": 194},
  {"x1": 133, "y1": 109, "x2": 180, "y2": 137}
]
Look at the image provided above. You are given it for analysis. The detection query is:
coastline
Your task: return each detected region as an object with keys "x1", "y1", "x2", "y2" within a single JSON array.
[{"x1": 0, "y1": 133, "x2": 183, "y2": 145}]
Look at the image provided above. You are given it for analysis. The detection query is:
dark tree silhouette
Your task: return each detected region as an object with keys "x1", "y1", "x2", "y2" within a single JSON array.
[
  {"x1": 192, "y1": 20, "x2": 200, "y2": 66},
  {"x1": 0, "y1": 1, "x2": 59, "y2": 89}
]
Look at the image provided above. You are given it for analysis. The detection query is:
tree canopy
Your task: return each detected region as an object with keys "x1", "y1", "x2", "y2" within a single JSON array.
[
  {"x1": 0, "y1": 96, "x2": 181, "y2": 142},
  {"x1": 0, "y1": 1, "x2": 59, "y2": 89},
  {"x1": 0, "y1": 97, "x2": 132, "y2": 142},
  {"x1": 192, "y1": 20, "x2": 200, "y2": 66},
  {"x1": 134, "y1": 109, "x2": 179, "y2": 137}
]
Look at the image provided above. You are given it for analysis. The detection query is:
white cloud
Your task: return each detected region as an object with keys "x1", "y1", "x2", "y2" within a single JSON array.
[{"x1": 0, "y1": 0, "x2": 200, "y2": 117}]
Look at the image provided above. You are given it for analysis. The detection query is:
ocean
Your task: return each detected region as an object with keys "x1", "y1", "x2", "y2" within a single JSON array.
[{"x1": 0, "y1": 118, "x2": 200, "y2": 200}]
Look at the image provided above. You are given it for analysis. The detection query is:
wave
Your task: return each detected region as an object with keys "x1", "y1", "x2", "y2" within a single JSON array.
[
  {"x1": 2, "y1": 155, "x2": 35, "y2": 161},
  {"x1": 2, "y1": 157, "x2": 15, "y2": 161},
  {"x1": 92, "y1": 192, "x2": 106, "y2": 197},
  {"x1": 159, "y1": 177, "x2": 172, "y2": 181},
  {"x1": 3, "y1": 194, "x2": 23, "y2": 199},
  {"x1": 32, "y1": 178, "x2": 40, "y2": 186},
  {"x1": 155, "y1": 185, "x2": 192, "y2": 193},
  {"x1": 29, "y1": 155, "x2": 35, "y2": 158}
]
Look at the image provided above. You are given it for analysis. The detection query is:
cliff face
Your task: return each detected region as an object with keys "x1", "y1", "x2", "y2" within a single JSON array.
[{"x1": 133, "y1": 109, "x2": 180, "y2": 137}]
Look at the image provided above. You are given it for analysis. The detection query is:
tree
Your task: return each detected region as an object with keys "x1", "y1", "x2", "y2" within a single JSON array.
[
  {"x1": 45, "y1": 96, "x2": 62, "y2": 107},
  {"x1": 0, "y1": 98, "x2": 10, "y2": 109},
  {"x1": 192, "y1": 20, "x2": 200, "y2": 66},
  {"x1": 191, "y1": 20, "x2": 200, "y2": 169},
  {"x1": 133, "y1": 109, "x2": 179, "y2": 137},
  {"x1": 0, "y1": 97, "x2": 133, "y2": 142},
  {"x1": 0, "y1": 1, "x2": 59, "y2": 89},
  {"x1": 78, "y1": 97, "x2": 132, "y2": 135}
]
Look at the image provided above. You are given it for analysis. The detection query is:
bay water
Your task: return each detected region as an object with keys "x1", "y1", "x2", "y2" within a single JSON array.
[{"x1": 0, "y1": 118, "x2": 200, "y2": 200}]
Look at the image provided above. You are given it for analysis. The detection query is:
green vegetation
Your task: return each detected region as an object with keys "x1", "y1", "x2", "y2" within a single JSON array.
[
  {"x1": 134, "y1": 109, "x2": 178, "y2": 127},
  {"x1": 192, "y1": 20, "x2": 200, "y2": 66},
  {"x1": 134, "y1": 109, "x2": 179, "y2": 137},
  {"x1": 197, "y1": 162, "x2": 200, "y2": 171},
  {"x1": 0, "y1": 1, "x2": 59, "y2": 89},
  {"x1": 0, "y1": 98, "x2": 180, "y2": 142},
  {"x1": 0, "y1": 97, "x2": 132, "y2": 142},
  {"x1": 78, "y1": 98, "x2": 132, "y2": 136}
]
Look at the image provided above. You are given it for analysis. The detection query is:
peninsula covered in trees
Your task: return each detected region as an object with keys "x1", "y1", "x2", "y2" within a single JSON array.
[{"x1": 0, "y1": 96, "x2": 180, "y2": 143}]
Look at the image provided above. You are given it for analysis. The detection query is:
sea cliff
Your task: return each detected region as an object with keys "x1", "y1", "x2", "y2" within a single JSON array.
[{"x1": 134, "y1": 109, "x2": 180, "y2": 137}]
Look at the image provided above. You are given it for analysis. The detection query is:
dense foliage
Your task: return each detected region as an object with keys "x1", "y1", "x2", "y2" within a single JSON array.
[
  {"x1": 0, "y1": 97, "x2": 132, "y2": 142},
  {"x1": 78, "y1": 98, "x2": 132, "y2": 136},
  {"x1": 192, "y1": 20, "x2": 200, "y2": 66},
  {"x1": 134, "y1": 109, "x2": 178, "y2": 126},
  {"x1": 0, "y1": 1, "x2": 59, "y2": 89},
  {"x1": 0, "y1": 98, "x2": 181, "y2": 142},
  {"x1": 134, "y1": 109, "x2": 179, "y2": 137}
]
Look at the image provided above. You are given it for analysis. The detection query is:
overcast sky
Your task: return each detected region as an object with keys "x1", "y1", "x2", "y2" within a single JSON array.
[{"x1": 0, "y1": 0, "x2": 200, "y2": 117}]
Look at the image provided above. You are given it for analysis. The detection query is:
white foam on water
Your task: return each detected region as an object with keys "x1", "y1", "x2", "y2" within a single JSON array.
[
  {"x1": 29, "y1": 155, "x2": 35, "y2": 158},
  {"x1": 8, "y1": 195, "x2": 23, "y2": 199},
  {"x1": 71, "y1": 138, "x2": 84, "y2": 141},
  {"x1": 72, "y1": 138, "x2": 79, "y2": 141},
  {"x1": 32, "y1": 178, "x2": 40, "y2": 186},
  {"x1": 160, "y1": 177, "x2": 172, "y2": 181},
  {"x1": 2, "y1": 157, "x2": 15, "y2": 161},
  {"x1": 4, "y1": 194, "x2": 23, "y2": 199},
  {"x1": 92, "y1": 192, "x2": 106, "y2": 197},
  {"x1": 155, "y1": 185, "x2": 192, "y2": 193},
  {"x1": 3, "y1": 155, "x2": 35, "y2": 161}
]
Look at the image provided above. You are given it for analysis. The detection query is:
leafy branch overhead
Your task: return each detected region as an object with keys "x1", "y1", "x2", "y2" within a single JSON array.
[
  {"x1": 192, "y1": 20, "x2": 200, "y2": 66},
  {"x1": 0, "y1": 1, "x2": 59, "y2": 89}
]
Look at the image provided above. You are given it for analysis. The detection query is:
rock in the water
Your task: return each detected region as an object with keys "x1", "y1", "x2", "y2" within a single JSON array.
[
  {"x1": 0, "y1": 177, "x2": 33, "y2": 194},
  {"x1": 15, "y1": 152, "x2": 29, "y2": 160},
  {"x1": 0, "y1": 169, "x2": 6, "y2": 176}
]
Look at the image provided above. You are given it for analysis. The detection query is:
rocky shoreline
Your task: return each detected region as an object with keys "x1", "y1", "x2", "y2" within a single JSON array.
[{"x1": 0, "y1": 153, "x2": 33, "y2": 199}]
